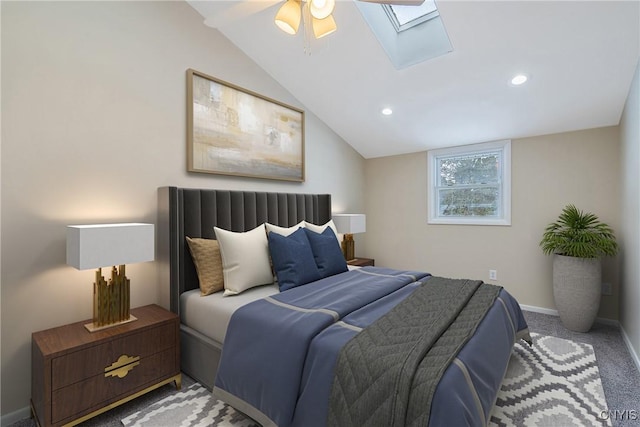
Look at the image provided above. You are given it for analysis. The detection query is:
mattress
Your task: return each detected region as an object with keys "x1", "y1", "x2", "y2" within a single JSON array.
[
  {"x1": 180, "y1": 266, "x2": 362, "y2": 344},
  {"x1": 180, "y1": 284, "x2": 280, "y2": 344}
]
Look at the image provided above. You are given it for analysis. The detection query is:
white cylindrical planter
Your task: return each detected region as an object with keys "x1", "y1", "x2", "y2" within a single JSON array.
[{"x1": 553, "y1": 254, "x2": 602, "y2": 332}]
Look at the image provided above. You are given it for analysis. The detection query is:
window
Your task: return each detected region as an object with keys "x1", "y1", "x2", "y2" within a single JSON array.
[
  {"x1": 428, "y1": 140, "x2": 511, "y2": 225},
  {"x1": 383, "y1": 1, "x2": 439, "y2": 32},
  {"x1": 354, "y1": 0, "x2": 452, "y2": 70}
]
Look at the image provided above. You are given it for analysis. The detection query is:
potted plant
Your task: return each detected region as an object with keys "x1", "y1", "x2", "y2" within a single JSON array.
[{"x1": 540, "y1": 205, "x2": 618, "y2": 332}]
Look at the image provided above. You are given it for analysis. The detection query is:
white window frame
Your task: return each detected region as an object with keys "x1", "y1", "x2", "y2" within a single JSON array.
[
  {"x1": 427, "y1": 140, "x2": 511, "y2": 226},
  {"x1": 383, "y1": 2, "x2": 440, "y2": 33}
]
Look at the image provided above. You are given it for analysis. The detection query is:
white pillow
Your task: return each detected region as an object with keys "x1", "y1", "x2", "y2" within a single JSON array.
[
  {"x1": 265, "y1": 221, "x2": 306, "y2": 237},
  {"x1": 214, "y1": 224, "x2": 274, "y2": 296},
  {"x1": 304, "y1": 220, "x2": 339, "y2": 241}
]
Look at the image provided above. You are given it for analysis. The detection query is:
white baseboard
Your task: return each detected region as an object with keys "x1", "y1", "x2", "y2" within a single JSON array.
[
  {"x1": 620, "y1": 324, "x2": 640, "y2": 375},
  {"x1": 519, "y1": 304, "x2": 619, "y2": 326},
  {"x1": 594, "y1": 316, "x2": 620, "y2": 326},
  {"x1": 519, "y1": 304, "x2": 559, "y2": 316},
  {"x1": 1, "y1": 406, "x2": 31, "y2": 427}
]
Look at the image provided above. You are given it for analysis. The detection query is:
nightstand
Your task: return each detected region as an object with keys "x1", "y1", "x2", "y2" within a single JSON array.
[
  {"x1": 347, "y1": 258, "x2": 375, "y2": 267},
  {"x1": 31, "y1": 304, "x2": 180, "y2": 427}
]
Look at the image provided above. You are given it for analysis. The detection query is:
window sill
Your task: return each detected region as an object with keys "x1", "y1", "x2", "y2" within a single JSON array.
[{"x1": 428, "y1": 217, "x2": 511, "y2": 226}]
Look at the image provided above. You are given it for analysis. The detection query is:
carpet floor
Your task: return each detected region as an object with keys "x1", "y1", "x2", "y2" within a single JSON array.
[
  {"x1": 522, "y1": 311, "x2": 640, "y2": 427},
  {"x1": 10, "y1": 311, "x2": 639, "y2": 427}
]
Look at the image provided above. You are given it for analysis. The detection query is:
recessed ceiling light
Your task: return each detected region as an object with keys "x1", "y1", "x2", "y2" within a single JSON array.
[
  {"x1": 382, "y1": 108, "x2": 393, "y2": 116},
  {"x1": 510, "y1": 74, "x2": 528, "y2": 86}
]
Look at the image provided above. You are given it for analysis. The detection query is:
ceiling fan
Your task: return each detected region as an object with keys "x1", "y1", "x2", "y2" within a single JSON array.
[
  {"x1": 359, "y1": 0, "x2": 425, "y2": 3},
  {"x1": 275, "y1": 0, "x2": 425, "y2": 39}
]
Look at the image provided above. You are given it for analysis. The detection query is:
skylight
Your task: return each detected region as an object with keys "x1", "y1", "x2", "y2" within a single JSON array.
[
  {"x1": 355, "y1": 0, "x2": 452, "y2": 70},
  {"x1": 384, "y1": 1, "x2": 439, "y2": 32}
]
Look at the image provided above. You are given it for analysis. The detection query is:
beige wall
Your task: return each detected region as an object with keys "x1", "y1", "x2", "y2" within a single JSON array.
[
  {"x1": 362, "y1": 127, "x2": 621, "y2": 319},
  {"x1": 1, "y1": 0, "x2": 636, "y2": 421},
  {"x1": 0, "y1": 1, "x2": 365, "y2": 417},
  {"x1": 620, "y1": 59, "x2": 640, "y2": 364}
]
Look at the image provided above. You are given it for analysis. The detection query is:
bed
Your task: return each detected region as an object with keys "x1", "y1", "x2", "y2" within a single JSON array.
[{"x1": 158, "y1": 186, "x2": 531, "y2": 427}]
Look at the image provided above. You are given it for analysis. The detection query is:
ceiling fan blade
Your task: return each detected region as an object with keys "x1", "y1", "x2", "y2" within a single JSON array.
[
  {"x1": 194, "y1": 0, "x2": 281, "y2": 29},
  {"x1": 358, "y1": 0, "x2": 425, "y2": 5}
]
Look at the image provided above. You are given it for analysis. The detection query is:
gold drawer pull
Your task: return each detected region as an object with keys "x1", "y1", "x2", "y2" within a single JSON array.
[
  {"x1": 105, "y1": 361, "x2": 140, "y2": 378},
  {"x1": 104, "y1": 354, "x2": 140, "y2": 379}
]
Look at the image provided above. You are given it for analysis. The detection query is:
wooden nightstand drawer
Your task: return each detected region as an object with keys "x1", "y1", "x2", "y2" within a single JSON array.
[
  {"x1": 347, "y1": 258, "x2": 375, "y2": 267},
  {"x1": 51, "y1": 322, "x2": 175, "y2": 390},
  {"x1": 51, "y1": 348, "x2": 176, "y2": 423},
  {"x1": 32, "y1": 304, "x2": 181, "y2": 427}
]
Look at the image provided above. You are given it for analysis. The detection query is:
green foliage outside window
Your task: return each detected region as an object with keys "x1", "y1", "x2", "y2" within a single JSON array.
[{"x1": 438, "y1": 152, "x2": 500, "y2": 217}]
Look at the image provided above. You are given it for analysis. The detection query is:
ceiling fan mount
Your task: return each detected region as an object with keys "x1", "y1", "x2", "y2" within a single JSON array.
[{"x1": 359, "y1": 0, "x2": 425, "y2": 4}]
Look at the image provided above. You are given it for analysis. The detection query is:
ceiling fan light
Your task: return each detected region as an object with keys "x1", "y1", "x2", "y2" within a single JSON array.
[
  {"x1": 312, "y1": 14, "x2": 337, "y2": 39},
  {"x1": 310, "y1": 0, "x2": 335, "y2": 20},
  {"x1": 275, "y1": 0, "x2": 301, "y2": 35}
]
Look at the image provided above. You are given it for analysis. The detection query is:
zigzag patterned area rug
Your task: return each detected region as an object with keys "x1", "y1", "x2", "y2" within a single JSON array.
[
  {"x1": 121, "y1": 383, "x2": 259, "y2": 427},
  {"x1": 122, "y1": 333, "x2": 609, "y2": 427},
  {"x1": 490, "y1": 333, "x2": 610, "y2": 427}
]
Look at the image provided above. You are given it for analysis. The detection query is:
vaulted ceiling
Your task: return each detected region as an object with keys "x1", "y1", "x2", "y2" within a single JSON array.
[{"x1": 187, "y1": 1, "x2": 640, "y2": 159}]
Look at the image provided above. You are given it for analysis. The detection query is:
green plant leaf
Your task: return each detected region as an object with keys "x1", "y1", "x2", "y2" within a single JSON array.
[{"x1": 539, "y1": 204, "x2": 618, "y2": 258}]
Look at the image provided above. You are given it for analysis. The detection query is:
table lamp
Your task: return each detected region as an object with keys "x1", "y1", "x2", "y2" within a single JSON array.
[
  {"x1": 332, "y1": 214, "x2": 366, "y2": 261},
  {"x1": 66, "y1": 223, "x2": 154, "y2": 332}
]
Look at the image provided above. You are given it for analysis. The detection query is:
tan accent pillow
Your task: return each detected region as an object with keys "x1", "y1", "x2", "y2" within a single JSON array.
[{"x1": 186, "y1": 237, "x2": 224, "y2": 296}]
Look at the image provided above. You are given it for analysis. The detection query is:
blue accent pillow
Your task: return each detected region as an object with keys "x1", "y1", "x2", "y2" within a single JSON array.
[
  {"x1": 268, "y1": 228, "x2": 321, "y2": 292},
  {"x1": 303, "y1": 227, "x2": 348, "y2": 278}
]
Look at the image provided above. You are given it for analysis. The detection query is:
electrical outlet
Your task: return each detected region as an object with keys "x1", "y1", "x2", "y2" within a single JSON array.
[
  {"x1": 489, "y1": 270, "x2": 497, "y2": 281},
  {"x1": 601, "y1": 282, "x2": 613, "y2": 296}
]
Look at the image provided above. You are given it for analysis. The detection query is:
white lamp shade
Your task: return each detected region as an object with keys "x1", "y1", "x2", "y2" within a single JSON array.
[
  {"x1": 275, "y1": 0, "x2": 301, "y2": 35},
  {"x1": 332, "y1": 214, "x2": 366, "y2": 234},
  {"x1": 67, "y1": 223, "x2": 154, "y2": 270},
  {"x1": 310, "y1": 0, "x2": 335, "y2": 20},
  {"x1": 312, "y1": 13, "x2": 336, "y2": 39}
]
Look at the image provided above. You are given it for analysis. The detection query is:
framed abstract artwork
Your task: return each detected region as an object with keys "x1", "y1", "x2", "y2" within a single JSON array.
[{"x1": 187, "y1": 69, "x2": 305, "y2": 182}]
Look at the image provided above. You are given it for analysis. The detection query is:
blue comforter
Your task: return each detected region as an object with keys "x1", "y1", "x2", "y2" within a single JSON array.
[{"x1": 213, "y1": 267, "x2": 529, "y2": 427}]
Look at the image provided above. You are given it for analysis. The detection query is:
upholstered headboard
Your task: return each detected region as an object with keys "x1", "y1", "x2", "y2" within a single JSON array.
[{"x1": 157, "y1": 187, "x2": 332, "y2": 315}]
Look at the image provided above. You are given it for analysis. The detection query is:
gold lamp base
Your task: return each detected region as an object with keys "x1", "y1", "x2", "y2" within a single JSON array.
[
  {"x1": 85, "y1": 315, "x2": 137, "y2": 332},
  {"x1": 86, "y1": 265, "x2": 136, "y2": 333},
  {"x1": 342, "y1": 234, "x2": 355, "y2": 261}
]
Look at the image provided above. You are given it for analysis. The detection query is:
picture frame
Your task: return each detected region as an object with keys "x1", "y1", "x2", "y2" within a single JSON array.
[{"x1": 187, "y1": 69, "x2": 305, "y2": 182}]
